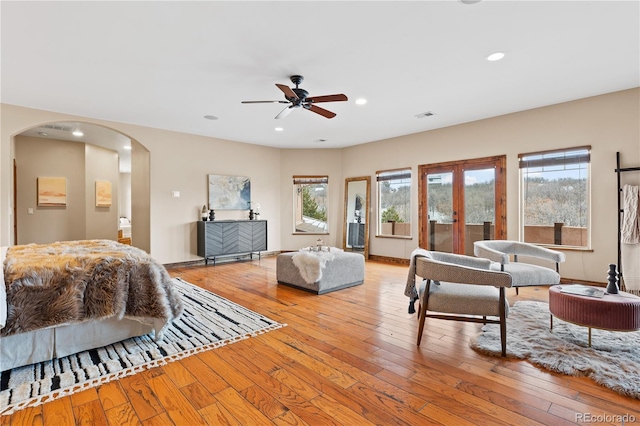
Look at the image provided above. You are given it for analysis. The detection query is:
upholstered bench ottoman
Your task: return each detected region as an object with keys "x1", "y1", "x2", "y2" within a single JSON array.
[{"x1": 277, "y1": 250, "x2": 365, "y2": 294}]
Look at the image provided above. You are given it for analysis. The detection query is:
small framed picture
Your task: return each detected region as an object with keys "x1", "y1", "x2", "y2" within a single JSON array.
[
  {"x1": 96, "y1": 180, "x2": 112, "y2": 207},
  {"x1": 37, "y1": 177, "x2": 67, "y2": 206}
]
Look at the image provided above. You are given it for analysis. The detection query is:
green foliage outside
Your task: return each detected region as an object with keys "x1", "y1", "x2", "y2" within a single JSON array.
[
  {"x1": 302, "y1": 185, "x2": 327, "y2": 222},
  {"x1": 379, "y1": 180, "x2": 410, "y2": 222},
  {"x1": 381, "y1": 206, "x2": 403, "y2": 223}
]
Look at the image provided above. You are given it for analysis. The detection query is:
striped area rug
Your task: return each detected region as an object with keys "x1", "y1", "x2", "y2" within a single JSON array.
[{"x1": 0, "y1": 277, "x2": 285, "y2": 415}]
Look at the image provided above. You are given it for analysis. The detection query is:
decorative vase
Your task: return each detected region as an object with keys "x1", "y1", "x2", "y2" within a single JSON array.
[
  {"x1": 606, "y1": 264, "x2": 619, "y2": 294},
  {"x1": 249, "y1": 209, "x2": 254, "y2": 220},
  {"x1": 209, "y1": 209, "x2": 215, "y2": 221}
]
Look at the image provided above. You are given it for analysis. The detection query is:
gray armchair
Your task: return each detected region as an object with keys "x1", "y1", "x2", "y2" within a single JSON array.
[
  {"x1": 412, "y1": 251, "x2": 512, "y2": 357},
  {"x1": 473, "y1": 240, "x2": 565, "y2": 295}
]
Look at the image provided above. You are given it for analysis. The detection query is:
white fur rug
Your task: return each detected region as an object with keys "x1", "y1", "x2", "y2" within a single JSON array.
[{"x1": 470, "y1": 301, "x2": 640, "y2": 400}]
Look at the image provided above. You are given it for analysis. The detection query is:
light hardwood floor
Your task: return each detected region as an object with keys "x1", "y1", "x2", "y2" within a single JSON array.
[{"x1": 2, "y1": 257, "x2": 639, "y2": 425}]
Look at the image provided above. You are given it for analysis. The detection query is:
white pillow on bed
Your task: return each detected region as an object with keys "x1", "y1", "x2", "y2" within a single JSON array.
[{"x1": 0, "y1": 246, "x2": 7, "y2": 329}]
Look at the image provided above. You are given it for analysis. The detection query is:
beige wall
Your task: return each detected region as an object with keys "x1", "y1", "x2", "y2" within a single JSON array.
[
  {"x1": 85, "y1": 144, "x2": 119, "y2": 240},
  {"x1": 1, "y1": 88, "x2": 639, "y2": 283},
  {"x1": 0, "y1": 106, "x2": 286, "y2": 263},
  {"x1": 143, "y1": 128, "x2": 283, "y2": 261},
  {"x1": 342, "y1": 88, "x2": 640, "y2": 282},
  {"x1": 279, "y1": 148, "x2": 343, "y2": 250},
  {"x1": 118, "y1": 172, "x2": 132, "y2": 220},
  {"x1": 130, "y1": 139, "x2": 150, "y2": 253},
  {"x1": 14, "y1": 136, "x2": 120, "y2": 244},
  {"x1": 15, "y1": 136, "x2": 86, "y2": 244}
]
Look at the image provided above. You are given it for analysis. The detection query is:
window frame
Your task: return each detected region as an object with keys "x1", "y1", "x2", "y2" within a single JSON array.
[
  {"x1": 376, "y1": 167, "x2": 412, "y2": 239},
  {"x1": 519, "y1": 146, "x2": 591, "y2": 249},
  {"x1": 292, "y1": 175, "x2": 329, "y2": 235}
]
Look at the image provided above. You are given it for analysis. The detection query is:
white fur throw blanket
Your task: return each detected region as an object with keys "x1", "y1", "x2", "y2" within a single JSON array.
[
  {"x1": 2, "y1": 240, "x2": 183, "y2": 339},
  {"x1": 292, "y1": 248, "x2": 342, "y2": 284}
]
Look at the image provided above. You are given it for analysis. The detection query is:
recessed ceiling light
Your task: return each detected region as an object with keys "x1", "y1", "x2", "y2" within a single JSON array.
[
  {"x1": 355, "y1": 98, "x2": 367, "y2": 105},
  {"x1": 415, "y1": 111, "x2": 435, "y2": 118},
  {"x1": 275, "y1": 127, "x2": 283, "y2": 132},
  {"x1": 123, "y1": 146, "x2": 132, "y2": 150},
  {"x1": 72, "y1": 130, "x2": 84, "y2": 137},
  {"x1": 38, "y1": 132, "x2": 48, "y2": 136},
  {"x1": 487, "y1": 52, "x2": 505, "y2": 62},
  {"x1": 314, "y1": 139, "x2": 327, "y2": 143},
  {"x1": 204, "y1": 115, "x2": 218, "y2": 120}
]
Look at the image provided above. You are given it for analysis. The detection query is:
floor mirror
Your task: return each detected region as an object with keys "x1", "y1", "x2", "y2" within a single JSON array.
[{"x1": 343, "y1": 176, "x2": 370, "y2": 259}]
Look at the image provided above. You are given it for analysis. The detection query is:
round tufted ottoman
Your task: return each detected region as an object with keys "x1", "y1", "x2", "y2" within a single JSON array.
[{"x1": 549, "y1": 284, "x2": 640, "y2": 346}]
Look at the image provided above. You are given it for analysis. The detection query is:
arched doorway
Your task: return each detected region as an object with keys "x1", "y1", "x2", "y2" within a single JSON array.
[{"x1": 13, "y1": 121, "x2": 150, "y2": 252}]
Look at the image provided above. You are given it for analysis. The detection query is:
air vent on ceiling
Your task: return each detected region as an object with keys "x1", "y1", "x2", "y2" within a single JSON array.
[
  {"x1": 40, "y1": 124, "x2": 74, "y2": 132},
  {"x1": 415, "y1": 111, "x2": 435, "y2": 118}
]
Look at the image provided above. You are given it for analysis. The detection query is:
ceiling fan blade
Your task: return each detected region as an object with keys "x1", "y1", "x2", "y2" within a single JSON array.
[
  {"x1": 275, "y1": 105, "x2": 295, "y2": 119},
  {"x1": 306, "y1": 104, "x2": 336, "y2": 119},
  {"x1": 306, "y1": 94, "x2": 348, "y2": 103},
  {"x1": 276, "y1": 83, "x2": 299, "y2": 100},
  {"x1": 241, "y1": 100, "x2": 289, "y2": 104}
]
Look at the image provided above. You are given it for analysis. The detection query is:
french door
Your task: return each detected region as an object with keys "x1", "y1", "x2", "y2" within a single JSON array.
[{"x1": 418, "y1": 155, "x2": 506, "y2": 255}]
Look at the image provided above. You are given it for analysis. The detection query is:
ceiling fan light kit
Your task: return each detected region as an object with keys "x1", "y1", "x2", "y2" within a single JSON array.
[{"x1": 242, "y1": 75, "x2": 348, "y2": 119}]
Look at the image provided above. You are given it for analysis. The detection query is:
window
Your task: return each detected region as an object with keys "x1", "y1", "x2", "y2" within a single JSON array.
[
  {"x1": 519, "y1": 147, "x2": 590, "y2": 248},
  {"x1": 293, "y1": 175, "x2": 328, "y2": 234},
  {"x1": 377, "y1": 168, "x2": 411, "y2": 237}
]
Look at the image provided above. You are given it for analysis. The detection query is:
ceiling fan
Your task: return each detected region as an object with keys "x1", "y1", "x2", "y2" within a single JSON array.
[{"x1": 241, "y1": 75, "x2": 348, "y2": 119}]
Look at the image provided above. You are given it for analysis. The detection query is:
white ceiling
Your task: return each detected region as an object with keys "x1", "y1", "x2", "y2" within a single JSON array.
[{"x1": 2, "y1": 1, "x2": 639, "y2": 150}]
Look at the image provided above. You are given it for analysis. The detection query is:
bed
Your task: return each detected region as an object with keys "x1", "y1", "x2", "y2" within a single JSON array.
[{"x1": 0, "y1": 240, "x2": 183, "y2": 371}]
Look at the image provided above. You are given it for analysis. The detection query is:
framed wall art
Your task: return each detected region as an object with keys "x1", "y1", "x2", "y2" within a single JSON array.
[
  {"x1": 208, "y1": 174, "x2": 251, "y2": 210},
  {"x1": 95, "y1": 180, "x2": 112, "y2": 207},
  {"x1": 37, "y1": 177, "x2": 67, "y2": 206}
]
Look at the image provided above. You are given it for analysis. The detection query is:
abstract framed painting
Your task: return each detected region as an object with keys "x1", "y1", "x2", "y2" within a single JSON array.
[
  {"x1": 208, "y1": 175, "x2": 251, "y2": 210},
  {"x1": 95, "y1": 180, "x2": 112, "y2": 207},
  {"x1": 37, "y1": 177, "x2": 67, "y2": 206}
]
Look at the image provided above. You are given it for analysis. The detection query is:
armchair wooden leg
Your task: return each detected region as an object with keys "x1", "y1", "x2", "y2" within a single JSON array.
[
  {"x1": 417, "y1": 301, "x2": 428, "y2": 346},
  {"x1": 515, "y1": 287, "x2": 519, "y2": 295},
  {"x1": 417, "y1": 288, "x2": 430, "y2": 346}
]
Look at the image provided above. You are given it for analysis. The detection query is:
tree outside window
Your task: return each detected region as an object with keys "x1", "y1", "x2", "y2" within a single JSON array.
[
  {"x1": 293, "y1": 176, "x2": 328, "y2": 234},
  {"x1": 301, "y1": 185, "x2": 327, "y2": 222},
  {"x1": 377, "y1": 169, "x2": 411, "y2": 237}
]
